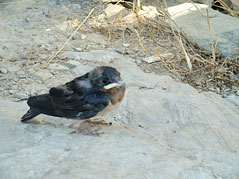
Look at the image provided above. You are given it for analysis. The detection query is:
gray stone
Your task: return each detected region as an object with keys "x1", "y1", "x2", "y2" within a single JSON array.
[
  {"x1": 48, "y1": 63, "x2": 69, "y2": 71},
  {"x1": 14, "y1": 93, "x2": 29, "y2": 99},
  {"x1": 34, "y1": 71, "x2": 53, "y2": 81},
  {"x1": 168, "y1": 3, "x2": 239, "y2": 60},
  {"x1": 0, "y1": 67, "x2": 8, "y2": 74},
  {"x1": 63, "y1": 51, "x2": 81, "y2": 60},
  {"x1": 72, "y1": 4, "x2": 82, "y2": 10},
  {"x1": 231, "y1": 0, "x2": 239, "y2": 10},
  {"x1": 123, "y1": 43, "x2": 130, "y2": 48},
  {"x1": 8, "y1": 90, "x2": 15, "y2": 94},
  {"x1": 74, "y1": 47, "x2": 83, "y2": 52},
  {"x1": 72, "y1": 65, "x2": 92, "y2": 75},
  {"x1": 16, "y1": 70, "x2": 25, "y2": 75},
  {"x1": 16, "y1": 70, "x2": 26, "y2": 78},
  {"x1": 236, "y1": 90, "x2": 239, "y2": 96},
  {"x1": 30, "y1": 89, "x2": 37, "y2": 96},
  {"x1": 7, "y1": 66, "x2": 20, "y2": 73},
  {"x1": 65, "y1": 59, "x2": 81, "y2": 66},
  {"x1": 80, "y1": 34, "x2": 86, "y2": 40},
  {"x1": 143, "y1": 56, "x2": 160, "y2": 63},
  {"x1": 135, "y1": 60, "x2": 142, "y2": 65}
]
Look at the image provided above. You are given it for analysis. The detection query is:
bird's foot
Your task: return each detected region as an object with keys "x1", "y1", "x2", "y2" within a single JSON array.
[
  {"x1": 85, "y1": 119, "x2": 112, "y2": 126},
  {"x1": 23, "y1": 118, "x2": 46, "y2": 125},
  {"x1": 68, "y1": 119, "x2": 112, "y2": 136}
]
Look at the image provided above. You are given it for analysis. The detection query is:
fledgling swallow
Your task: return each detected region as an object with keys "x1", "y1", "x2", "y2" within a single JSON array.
[{"x1": 21, "y1": 66, "x2": 125, "y2": 122}]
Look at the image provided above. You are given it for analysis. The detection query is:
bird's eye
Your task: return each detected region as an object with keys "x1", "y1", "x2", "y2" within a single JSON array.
[{"x1": 102, "y1": 79, "x2": 107, "y2": 84}]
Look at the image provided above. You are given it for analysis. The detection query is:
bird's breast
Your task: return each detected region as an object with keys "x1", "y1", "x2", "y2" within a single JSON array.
[{"x1": 97, "y1": 85, "x2": 125, "y2": 116}]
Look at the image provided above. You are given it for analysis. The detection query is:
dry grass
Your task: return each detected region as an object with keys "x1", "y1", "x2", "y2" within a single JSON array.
[
  {"x1": 212, "y1": 0, "x2": 239, "y2": 17},
  {"x1": 5, "y1": 0, "x2": 236, "y2": 95},
  {"x1": 87, "y1": 0, "x2": 239, "y2": 95}
]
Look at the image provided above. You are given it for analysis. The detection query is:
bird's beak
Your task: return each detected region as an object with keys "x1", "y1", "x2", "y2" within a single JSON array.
[{"x1": 104, "y1": 81, "x2": 125, "y2": 90}]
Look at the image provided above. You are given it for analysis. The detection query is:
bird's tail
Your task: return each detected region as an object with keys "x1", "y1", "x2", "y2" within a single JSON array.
[{"x1": 21, "y1": 108, "x2": 40, "y2": 122}]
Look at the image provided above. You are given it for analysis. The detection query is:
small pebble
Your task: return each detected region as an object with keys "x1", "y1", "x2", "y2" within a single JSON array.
[
  {"x1": 139, "y1": 52, "x2": 146, "y2": 57},
  {"x1": 11, "y1": 85, "x2": 18, "y2": 90},
  {"x1": 8, "y1": 90, "x2": 15, "y2": 94},
  {"x1": 236, "y1": 91, "x2": 239, "y2": 96},
  {"x1": 215, "y1": 87, "x2": 220, "y2": 94},
  {"x1": 222, "y1": 93, "x2": 228, "y2": 98},
  {"x1": 65, "y1": 148, "x2": 71, "y2": 151},
  {"x1": 74, "y1": 47, "x2": 82, "y2": 52},
  {"x1": 162, "y1": 86, "x2": 167, "y2": 90},
  {"x1": 133, "y1": 47, "x2": 140, "y2": 52},
  {"x1": 34, "y1": 135, "x2": 43, "y2": 143},
  {"x1": 31, "y1": 89, "x2": 37, "y2": 96},
  {"x1": 0, "y1": 68, "x2": 8, "y2": 74},
  {"x1": 138, "y1": 124, "x2": 143, "y2": 128},
  {"x1": 115, "y1": 49, "x2": 124, "y2": 55},
  {"x1": 18, "y1": 75, "x2": 26, "y2": 79},
  {"x1": 9, "y1": 57, "x2": 17, "y2": 62},
  {"x1": 123, "y1": 43, "x2": 130, "y2": 48},
  {"x1": 21, "y1": 79, "x2": 29, "y2": 84},
  {"x1": 14, "y1": 93, "x2": 29, "y2": 100},
  {"x1": 72, "y1": 36, "x2": 77, "y2": 40},
  {"x1": 208, "y1": 87, "x2": 214, "y2": 92},
  {"x1": 72, "y1": 4, "x2": 82, "y2": 10},
  {"x1": 143, "y1": 56, "x2": 160, "y2": 64},
  {"x1": 232, "y1": 86, "x2": 239, "y2": 91},
  {"x1": 135, "y1": 60, "x2": 142, "y2": 66},
  {"x1": 80, "y1": 34, "x2": 86, "y2": 40}
]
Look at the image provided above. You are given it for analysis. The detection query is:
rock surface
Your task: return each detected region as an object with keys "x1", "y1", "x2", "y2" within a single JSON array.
[
  {"x1": 168, "y1": 3, "x2": 239, "y2": 60},
  {"x1": 231, "y1": 0, "x2": 239, "y2": 10},
  {"x1": 193, "y1": 0, "x2": 239, "y2": 11},
  {"x1": 1, "y1": 0, "x2": 239, "y2": 178},
  {"x1": 1, "y1": 50, "x2": 239, "y2": 178}
]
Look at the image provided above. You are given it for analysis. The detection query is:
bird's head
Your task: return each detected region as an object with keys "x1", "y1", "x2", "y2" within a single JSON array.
[{"x1": 89, "y1": 66, "x2": 125, "y2": 92}]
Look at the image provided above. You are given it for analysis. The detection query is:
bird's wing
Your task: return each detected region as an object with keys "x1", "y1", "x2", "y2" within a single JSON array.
[
  {"x1": 49, "y1": 84, "x2": 109, "y2": 119},
  {"x1": 72, "y1": 92, "x2": 110, "y2": 119},
  {"x1": 49, "y1": 77, "x2": 92, "y2": 110}
]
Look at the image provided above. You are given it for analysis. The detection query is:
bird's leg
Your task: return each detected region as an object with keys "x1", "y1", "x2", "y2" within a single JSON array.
[
  {"x1": 68, "y1": 120, "x2": 103, "y2": 136},
  {"x1": 85, "y1": 116, "x2": 112, "y2": 126},
  {"x1": 23, "y1": 118, "x2": 46, "y2": 124},
  {"x1": 68, "y1": 117, "x2": 112, "y2": 136},
  {"x1": 85, "y1": 120, "x2": 112, "y2": 126}
]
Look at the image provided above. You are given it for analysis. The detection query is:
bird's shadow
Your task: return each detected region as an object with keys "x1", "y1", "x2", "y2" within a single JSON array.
[{"x1": 23, "y1": 118, "x2": 113, "y2": 137}]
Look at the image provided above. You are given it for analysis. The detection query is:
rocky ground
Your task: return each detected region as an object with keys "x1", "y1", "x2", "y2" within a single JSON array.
[{"x1": 0, "y1": 0, "x2": 239, "y2": 178}]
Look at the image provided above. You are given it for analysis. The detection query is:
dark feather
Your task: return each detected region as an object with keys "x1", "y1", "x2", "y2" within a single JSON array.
[
  {"x1": 21, "y1": 109, "x2": 40, "y2": 122},
  {"x1": 21, "y1": 66, "x2": 125, "y2": 122}
]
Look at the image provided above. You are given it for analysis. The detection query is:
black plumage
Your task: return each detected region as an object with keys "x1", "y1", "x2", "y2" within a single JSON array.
[{"x1": 21, "y1": 66, "x2": 125, "y2": 122}]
